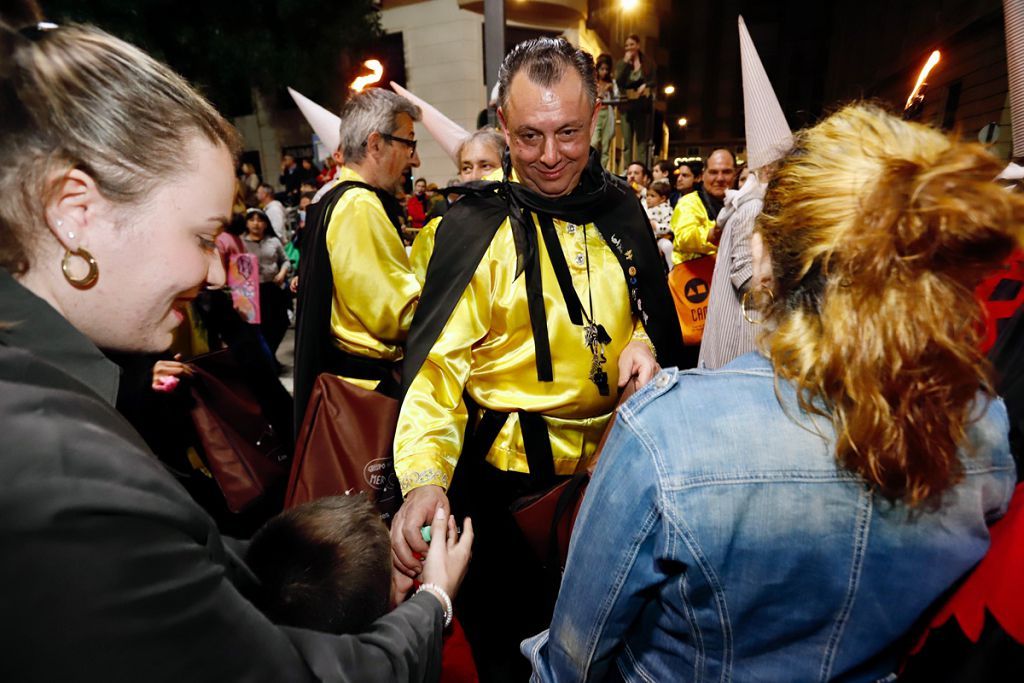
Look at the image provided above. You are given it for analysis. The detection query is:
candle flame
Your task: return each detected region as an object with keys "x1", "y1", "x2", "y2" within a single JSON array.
[
  {"x1": 905, "y1": 50, "x2": 941, "y2": 110},
  {"x1": 350, "y1": 59, "x2": 384, "y2": 92}
]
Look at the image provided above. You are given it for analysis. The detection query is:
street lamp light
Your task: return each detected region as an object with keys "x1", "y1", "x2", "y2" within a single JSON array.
[
  {"x1": 663, "y1": 84, "x2": 676, "y2": 96},
  {"x1": 620, "y1": 0, "x2": 639, "y2": 11},
  {"x1": 677, "y1": 117, "x2": 688, "y2": 128}
]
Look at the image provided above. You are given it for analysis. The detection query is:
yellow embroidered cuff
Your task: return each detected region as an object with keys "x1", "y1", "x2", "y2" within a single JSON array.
[
  {"x1": 631, "y1": 329, "x2": 657, "y2": 356},
  {"x1": 395, "y1": 452, "x2": 454, "y2": 496}
]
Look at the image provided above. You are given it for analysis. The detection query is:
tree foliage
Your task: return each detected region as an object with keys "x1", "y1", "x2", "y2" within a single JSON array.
[{"x1": 41, "y1": 0, "x2": 384, "y2": 116}]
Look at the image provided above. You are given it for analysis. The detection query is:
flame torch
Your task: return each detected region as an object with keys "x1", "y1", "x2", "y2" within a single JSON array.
[
  {"x1": 903, "y1": 50, "x2": 941, "y2": 119},
  {"x1": 350, "y1": 59, "x2": 384, "y2": 92}
]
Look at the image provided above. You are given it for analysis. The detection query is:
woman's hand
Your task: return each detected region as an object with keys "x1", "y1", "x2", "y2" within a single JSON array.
[
  {"x1": 152, "y1": 354, "x2": 191, "y2": 392},
  {"x1": 420, "y1": 506, "x2": 473, "y2": 602}
]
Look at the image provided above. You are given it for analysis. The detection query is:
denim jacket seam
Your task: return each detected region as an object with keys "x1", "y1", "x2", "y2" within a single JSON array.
[
  {"x1": 621, "y1": 643, "x2": 658, "y2": 683},
  {"x1": 663, "y1": 470, "x2": 864, "y2": 491},
  {"x1": 579, "y1": 470, "x2": 660, "y2": 681},
  {"x1": 819, "y1": 487, "x2": 873, "y2": 681},
  {"x1": 663, "y1": 501, "x2": 734, "y2": 683},
  {"x1": 624, "y1": 398, "x2": 733, "y2": 682}
]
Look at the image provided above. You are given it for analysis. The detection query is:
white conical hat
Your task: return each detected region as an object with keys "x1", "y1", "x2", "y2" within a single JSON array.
[
  {"x1": 287, "y1": 87, "x2": 341, "y2": 153},
  {"x1": 390, "y1": 81, "x2": 471, "y2": 165},
  {"x1": 739, "y1": 16, "x2": 793, "y2": 170}
]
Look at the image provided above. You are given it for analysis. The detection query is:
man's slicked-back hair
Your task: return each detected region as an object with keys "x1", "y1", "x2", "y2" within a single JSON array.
[
  {"x1": 497, "y1": 37, "x2": 597, "y2": 111},
  {"x1": 338, "y1": 88, "x2": 421, "y2": 165}
]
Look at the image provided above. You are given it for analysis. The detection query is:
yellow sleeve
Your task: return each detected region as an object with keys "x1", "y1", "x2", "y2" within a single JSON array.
[
  {"x1": 393, "y1": 244, "x2": 494, "y2": 494},
  {"x1": 408, "y1": 217, "x2": 442, "y2": 286},
  {"x1": 670, "y1": 198, "x2": 717, "y2": 264},
  {"x1": 326, "y1": 191, "x2": 420, "y2": 354}
]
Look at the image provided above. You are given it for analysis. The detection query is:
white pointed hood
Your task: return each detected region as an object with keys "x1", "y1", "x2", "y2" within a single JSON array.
[
  {"x1": 287, "y1": 87, "x2": 341, "y2": 154},
  {"x1": 390, "y1": 81, "x2": 471, "y2": 165},
  {"x1": 738, "y1": 16, "x2": 793, "y2": 170}
]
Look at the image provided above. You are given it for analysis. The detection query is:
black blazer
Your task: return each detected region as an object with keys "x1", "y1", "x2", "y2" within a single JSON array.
[{"x1": 0, "y1": 272, "x2": 443, "y2": 682}]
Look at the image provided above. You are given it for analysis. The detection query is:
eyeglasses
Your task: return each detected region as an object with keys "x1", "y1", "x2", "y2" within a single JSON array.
[{"x1": 381, "y1": 132, "x2": 417, "y2": 155}]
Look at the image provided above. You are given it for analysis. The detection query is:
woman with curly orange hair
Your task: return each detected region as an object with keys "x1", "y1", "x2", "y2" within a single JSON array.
[{"x1": 527, "y1": 103, "x2": 1024, "y2": 681}]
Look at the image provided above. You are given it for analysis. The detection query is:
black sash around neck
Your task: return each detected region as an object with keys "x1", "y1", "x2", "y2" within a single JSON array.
[{"x1": 401, "y1": 148, "x2": 684, "y2": 395}]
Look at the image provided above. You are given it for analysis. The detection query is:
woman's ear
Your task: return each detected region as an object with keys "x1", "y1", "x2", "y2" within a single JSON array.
[
  {"x1": 45, "y1": 168, "x2": 107, "y2": 253},
  {"x1": 751, "y1": 231, "x2": 774, "y2": 289}
]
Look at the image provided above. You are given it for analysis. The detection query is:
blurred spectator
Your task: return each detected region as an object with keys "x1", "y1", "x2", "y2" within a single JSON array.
[
  {"x1": 243, "y1": 208, "x2": 290, "y2": 359},
  {"x1": 652, "y1": 159, "x2": 674, "y2": 183},
  {"x1": 591, "y1": 53, "x2": 618, "y2": 170},
  {"x1": 646, "y1": 178, "x2": 674, "y2": 271},
  {"x1": 240, "y1": 161, "x2": 260, "y2": 203},
  {"x1": 675, "y1": 160, "x2": 700, "y2": 200},
  {"x1": 317, "y1": 154, "x2": 337, "y2": 186},
  {"x1": 615, "y1": 34, "x2": 655, "y2": 167},
  {"x1": 407, "y1": 177, "x2": 428, "y2": 229},
  {"x1": 279, "y1": 153, "x2": 301, "y2": 204},
  {"x1": 670, "y1": 149, "x2": 734, "y2": 264},
  {"x1": 257, "y1": 182, "x2": 288, "y2": 242},
  {"x1": 625, "y1": 160, "x2": 650, "y2": 205}
]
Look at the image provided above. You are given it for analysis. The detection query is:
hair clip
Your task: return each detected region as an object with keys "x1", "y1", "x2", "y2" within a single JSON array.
[{"x1": 19, "y1": 21, "x2": 59, "y2": 41}]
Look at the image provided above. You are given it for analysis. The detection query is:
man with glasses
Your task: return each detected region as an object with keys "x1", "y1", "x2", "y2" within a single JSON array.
[{"x1": 293, "y1": 88, "x2": 422, "y2": 425}]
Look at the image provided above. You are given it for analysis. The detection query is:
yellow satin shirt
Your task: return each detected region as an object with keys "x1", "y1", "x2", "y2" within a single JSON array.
[
  {"x1": 671, "y1": 191, "x2": 718, "y2": 264},
  {"x1": 326, "y1": 167, "x2": 420, "y2": 387},
  {"x1": 394, "y1": 213, "x2": 650, "y2": 494},
  {"x1": 408, "y1": 216, "x2": 442, "y2": 285}
]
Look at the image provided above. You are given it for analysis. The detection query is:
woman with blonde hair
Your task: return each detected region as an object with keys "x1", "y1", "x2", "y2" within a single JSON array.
[
  {"x1": 527, "y1": 103, "x2": 1023, "y2": 681},
  {"x1": 0, "y1": 9, "x2": 469, "y2": 681}
]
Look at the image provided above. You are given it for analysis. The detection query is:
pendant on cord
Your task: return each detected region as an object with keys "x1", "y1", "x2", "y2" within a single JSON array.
[{"x1": 584, "y1": 322, "x2": 611, "y2": 396}]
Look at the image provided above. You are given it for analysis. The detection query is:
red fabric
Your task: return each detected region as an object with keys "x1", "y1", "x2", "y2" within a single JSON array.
[
  {"x1": 910, "y1": 483, "x2": 1024, "y2": 654},
  {"x1": 407, "y1": 194, "x2": 428, "y2": 230},
  {"x1": 976, "y1": 249, "x2": 1024, "y2": 354},
  {"x1": 441, "y1": 616, "x2": 479, "y2": 683}
]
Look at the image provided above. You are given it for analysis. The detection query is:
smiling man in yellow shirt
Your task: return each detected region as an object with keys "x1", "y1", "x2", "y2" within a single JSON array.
[{"x1": 390, "y1": 38, "x2": 684, "y2": 681}]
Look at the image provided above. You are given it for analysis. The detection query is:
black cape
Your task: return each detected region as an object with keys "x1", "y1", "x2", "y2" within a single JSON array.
[
  {"x1": 402, "y1": 149, "x2": 685, "y2": 393},
  {"x1": 293, "y1": 180, "x2": 405, "y2": 433}
]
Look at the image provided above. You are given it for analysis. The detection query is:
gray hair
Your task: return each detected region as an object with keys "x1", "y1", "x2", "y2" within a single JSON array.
[
  {"x1": 497, "y1": 37, "x2": 597, "y2": 111},
  {"x1": 338, "y1": 89, "x2": 421, "y2": 165},
  {"x1": 456, "y1": 127, "x2": 505, "y2": 164}
]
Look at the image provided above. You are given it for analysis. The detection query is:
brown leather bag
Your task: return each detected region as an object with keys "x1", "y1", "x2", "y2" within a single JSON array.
[
  {"x1": 510, "y1": 380, "x2": 638, "y2": 570},
  {"x1": 284, "y1": 373, "x2": 402, "y2": 524},
  {"x1": 187, "y1": 350, "x2": 291, "y2": 513}
]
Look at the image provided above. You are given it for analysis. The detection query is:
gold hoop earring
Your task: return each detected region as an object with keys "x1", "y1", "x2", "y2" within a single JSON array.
[
  {"x1": 61, "y1": 247, "x2": 99, "y2": 289},
  {"x1": 741, "y1": 283, "x2": 775, "y2": 325}
]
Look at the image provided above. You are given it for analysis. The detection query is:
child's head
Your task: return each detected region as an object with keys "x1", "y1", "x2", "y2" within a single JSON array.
[
  {"x1": 246, "y1": 495, "x2": 391, "y2": 634},
  {"x1": 648, "y1": 178, "x2": 672, "y2": 207}
]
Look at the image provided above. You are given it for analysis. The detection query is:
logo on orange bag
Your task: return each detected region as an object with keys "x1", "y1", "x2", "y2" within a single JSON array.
[{"x1": 684, "y1": 278, "x2": 709, "y2": 304}]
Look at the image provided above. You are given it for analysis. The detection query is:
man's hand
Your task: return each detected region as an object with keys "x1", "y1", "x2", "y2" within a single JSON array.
[
  {"x1": 391, "y1": 485, "x2": 450, "y2": 577},
  {"x1": 617, "y1": 340, "x2": 660, "y2": 390}
]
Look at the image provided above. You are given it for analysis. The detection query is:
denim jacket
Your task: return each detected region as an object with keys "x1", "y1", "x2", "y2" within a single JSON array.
[{"x1": 524, "y1": 352, "x2": 1016, "y2": 682}]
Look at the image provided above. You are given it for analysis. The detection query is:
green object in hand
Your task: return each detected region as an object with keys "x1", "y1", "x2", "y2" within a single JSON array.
[{"x1": 421, "y1": 525, "x2": 431, "y2": 543}]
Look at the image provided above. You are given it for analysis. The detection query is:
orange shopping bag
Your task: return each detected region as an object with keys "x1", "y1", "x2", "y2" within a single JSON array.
[{"x1": 668, "y1": 255, "x2": 715, "y2": 345}]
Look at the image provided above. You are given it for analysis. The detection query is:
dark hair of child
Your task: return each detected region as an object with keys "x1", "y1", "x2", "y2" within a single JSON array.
[{"x1": 246, "y1": 495, "x2": 392, "y2": 634}]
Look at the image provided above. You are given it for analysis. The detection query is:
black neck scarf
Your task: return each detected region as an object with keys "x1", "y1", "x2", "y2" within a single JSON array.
[{"x1": 401, "y1": 148, "x2": 685, "y2": 396}]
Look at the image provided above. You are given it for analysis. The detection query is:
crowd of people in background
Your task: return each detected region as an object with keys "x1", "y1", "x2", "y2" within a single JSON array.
[{"x1": 4, "y1": 3, "x2": 1024, "y2": 682}]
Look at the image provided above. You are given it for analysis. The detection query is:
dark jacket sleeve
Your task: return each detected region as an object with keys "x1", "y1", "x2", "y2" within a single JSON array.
[{"x1": 0, "y1": 377, "x2": 443, "y2": 683}]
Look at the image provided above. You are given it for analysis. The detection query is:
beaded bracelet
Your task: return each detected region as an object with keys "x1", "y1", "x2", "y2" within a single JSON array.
[{"x1": 416, "y1": 583, "x2": 453, "y2": 628}]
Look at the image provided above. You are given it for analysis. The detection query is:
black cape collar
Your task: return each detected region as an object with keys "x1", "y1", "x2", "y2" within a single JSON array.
[{"x1": 402, "y1": 149, "x2": 685, "y2": 394}]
